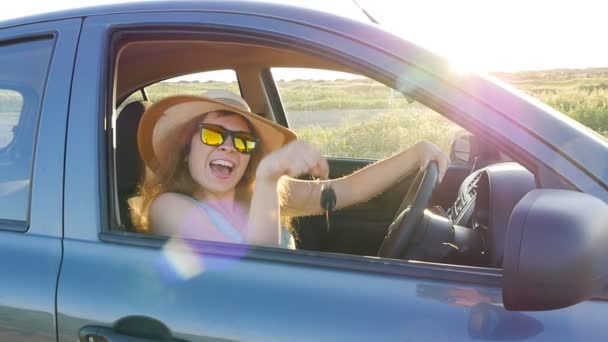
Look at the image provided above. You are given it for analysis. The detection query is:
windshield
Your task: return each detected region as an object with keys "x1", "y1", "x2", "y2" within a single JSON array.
[
  {"x1": 354, "y1": 0, "x2": 607, "y2": 141},
  {"x1": 274, "y1": 0, "x2": 606, "y2": 141}
]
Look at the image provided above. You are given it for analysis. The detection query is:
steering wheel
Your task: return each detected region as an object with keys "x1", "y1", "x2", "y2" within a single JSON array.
[{"x1": 377, "y1": 161, "x2": 439, "y2": 259}]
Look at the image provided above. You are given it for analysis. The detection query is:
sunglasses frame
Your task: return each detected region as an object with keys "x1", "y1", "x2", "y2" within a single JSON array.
[{"x1": 197, "y1": 123, "x2": 259, "y2": 155}]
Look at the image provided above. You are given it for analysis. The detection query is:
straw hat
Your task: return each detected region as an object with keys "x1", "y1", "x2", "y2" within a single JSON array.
[{"x1": 137, "y1": 89, "x2": 297, "y2": 172}]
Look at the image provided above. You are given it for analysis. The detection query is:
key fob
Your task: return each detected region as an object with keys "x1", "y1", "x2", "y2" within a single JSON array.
[{"x1": 320, "y1": 184, "x2": 336, "y2": 232}]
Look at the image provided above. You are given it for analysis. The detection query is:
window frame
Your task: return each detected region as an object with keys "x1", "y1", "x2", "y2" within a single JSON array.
[
  {"x1": 65, "y1": 11, "x2": 595, "y2": 250},
  {"x1": 97, "y1": 21, "x2": 507, "y2": 288}
]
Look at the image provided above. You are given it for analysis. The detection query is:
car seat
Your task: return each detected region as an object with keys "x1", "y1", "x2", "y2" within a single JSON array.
[{"x1": 115, "y1": 100, "x2": 152, "y2": 230}]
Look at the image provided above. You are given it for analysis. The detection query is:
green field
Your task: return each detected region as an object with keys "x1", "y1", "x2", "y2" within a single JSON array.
[
  {"x1": 141, "y1": 68, "x2": 608, "y2": 158},
  {"x1": 493, "y1": 68, "x2": 608, "y2": 137},
  {"x1": 2, "y1": 68, "x2": 604, "y2": 158}
]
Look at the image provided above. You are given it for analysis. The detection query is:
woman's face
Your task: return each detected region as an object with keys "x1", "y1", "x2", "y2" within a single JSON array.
[{"x1": 187, "y1": 112, "x2": 253, "y2": 198}]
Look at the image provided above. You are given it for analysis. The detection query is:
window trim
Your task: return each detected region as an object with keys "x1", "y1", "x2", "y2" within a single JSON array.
[
  {"x1": 100, "y1": 230, "x2": 503, "y2": 286},
  {"x1": 260, "y1": 68, "x2": 288, "y2": 127},
  {"x1": 101, "y1": 25, "x2": 507, "y2": 284}
]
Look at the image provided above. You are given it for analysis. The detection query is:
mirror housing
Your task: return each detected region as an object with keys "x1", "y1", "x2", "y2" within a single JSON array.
[
  {"x1": 450, "y1": 133, "x2": 472, "y2": 163},
  {"x1": 502, "y1": 189, "x2": 608, "y2": 311}
]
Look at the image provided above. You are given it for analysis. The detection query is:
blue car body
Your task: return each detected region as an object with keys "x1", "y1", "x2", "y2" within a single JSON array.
[{"x1": 0, "y1": 1, "x2": 606, "y2": 341}]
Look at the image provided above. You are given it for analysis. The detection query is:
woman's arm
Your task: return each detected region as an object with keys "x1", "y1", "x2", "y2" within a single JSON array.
[
  {"x1": 246, "y1": 140, "x2": 328, "y2": 247},
  {"x1": 246, "y1": 179, "x2": 281, "y2": 246},
  {"x1": 280, "y1": 141, "x2": 448, "y2": 217}
]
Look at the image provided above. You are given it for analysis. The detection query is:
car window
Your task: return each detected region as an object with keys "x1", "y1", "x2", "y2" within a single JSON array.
[
  {"x1": 0, "y1": 89, "x2": 23, "y2": 148},
  {"x1": 0, "y1": 38, "x2": 54, "y2": 227},
  {"x1": 112, "y1": 67, "x2": 240, "y2": 229},
  {"x1": 272, "y1": 68, "x2": 465, "y2": 159},
  {"x1": 116, "y1": 70, "x2": 240, "y2": 112},
  {"x1": 110, "y1": 37, "x2": 490, "y2": 267}
]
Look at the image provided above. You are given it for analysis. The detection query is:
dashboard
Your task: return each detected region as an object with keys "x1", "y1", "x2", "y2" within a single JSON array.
[
  {"x1": 449, "y1": 171, "x2": 482, "y2": 226},
  {"x1": 448, "y1": 163, "x2": 536, "y2": 267}
]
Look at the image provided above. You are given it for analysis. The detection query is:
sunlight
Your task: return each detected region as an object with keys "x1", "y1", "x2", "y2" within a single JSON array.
[
  {"x1": 2, "y1": 0, "x2": 606, "y2": 72},
  {"x1": 159, "y1": 236, "x2": 252, "y2": 282},
  {"x1": 448, "y1": 60, "x2": 478, "y2": 75},
  {"x1": 360, "y1": 0, "x2": 608, "y2": 72},
  {"x1": 161, "y1": 238, "x2": 205, "y2": 280}
]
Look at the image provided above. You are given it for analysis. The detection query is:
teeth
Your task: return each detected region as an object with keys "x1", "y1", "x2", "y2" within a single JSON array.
[{"x1": 211, "y1": 159, "x2": 234, "y2": 168}]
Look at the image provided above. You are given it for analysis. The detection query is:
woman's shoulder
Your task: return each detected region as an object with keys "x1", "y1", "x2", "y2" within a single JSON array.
[{"x1": 153, "y1": 192, "x2": 197, "y2": 206}]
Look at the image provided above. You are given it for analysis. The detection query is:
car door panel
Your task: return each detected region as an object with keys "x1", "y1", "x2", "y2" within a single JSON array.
[
  {"x1": 59, "y1": 236, "x2": 608, "y2": 341},
  {"x1": 60, "y1": 236, "x2": 509, "y2": 342},
  {"x1": 57, "y1": 7, "x2": 608, "y2": 342}
]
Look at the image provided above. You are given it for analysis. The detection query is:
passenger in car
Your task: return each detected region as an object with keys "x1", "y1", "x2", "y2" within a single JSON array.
[{"x1": 131, "y1": 90, "x2": 448, "y2": 248}]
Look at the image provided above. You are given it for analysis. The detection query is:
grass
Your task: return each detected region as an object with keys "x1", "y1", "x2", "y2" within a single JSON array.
[
  {"x1": 295, "y1": 109, "x2": 461, "y2": 159},
  {"x1": 139, "y1": 68, "x2": 608, "y2": 158},
  {"x1": 3, "y1": 68, "x2": 601, "y2": 160},
  {"x1": 497, "y1": 68, "x2": 608, "y2": 136}
]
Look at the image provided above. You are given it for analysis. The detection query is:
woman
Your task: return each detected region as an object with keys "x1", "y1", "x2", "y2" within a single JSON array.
[{"x1": 132, "y1": 89, "x2": 448, "y2": 249}]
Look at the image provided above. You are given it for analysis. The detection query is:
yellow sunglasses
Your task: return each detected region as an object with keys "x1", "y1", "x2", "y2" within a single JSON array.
[{"x1": 198, "y1": 123, "x2": 258, "y2": 154}]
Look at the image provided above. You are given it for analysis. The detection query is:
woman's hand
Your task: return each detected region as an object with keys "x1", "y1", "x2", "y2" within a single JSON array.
[
  {"x1": 248, "y1": 140, "x2": 328, "y2": 246},
  {"x1": 413, "y1": 141, "x2": 449, "y2": 182},
  {"x1": 256, "y1": 140, "x2": 329, "y2": 183}
]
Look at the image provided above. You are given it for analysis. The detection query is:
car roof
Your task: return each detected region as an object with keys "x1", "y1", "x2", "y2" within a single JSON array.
[{"x1": 0, "y1": 0, "x2": 364, "y2": 30}]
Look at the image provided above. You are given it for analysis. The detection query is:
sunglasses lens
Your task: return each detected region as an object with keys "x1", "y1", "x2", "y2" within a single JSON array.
[
  {"x1": 200, "y1": 124, "x2": 257, "y2": 154},
  {"x1": 201, "y1": 127, "x2": 224, "y2": 146},
  {"x1": 234, "y1": 135, "x2": 257, "y2": 154}
]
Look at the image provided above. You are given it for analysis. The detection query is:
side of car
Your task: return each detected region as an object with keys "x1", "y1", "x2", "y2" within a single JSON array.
[
  {"x1": 0, "y1": 18, "x2": 80, "y2": 341},
  {"x1": 0, "y1": 2, "x2": 606, "y2": 341}
]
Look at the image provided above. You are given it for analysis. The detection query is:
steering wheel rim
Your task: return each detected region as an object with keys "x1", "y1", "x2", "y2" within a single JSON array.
[{"x1": 377, "y1": 161, "x2": 439, "y2": 259}]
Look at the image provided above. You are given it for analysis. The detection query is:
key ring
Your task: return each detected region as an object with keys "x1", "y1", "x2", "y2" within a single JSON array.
[{"x1": 320, "y1": 181, "x2": 336, "y2": 233}]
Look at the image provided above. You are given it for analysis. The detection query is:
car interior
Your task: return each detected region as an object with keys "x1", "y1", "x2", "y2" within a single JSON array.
[{"x1": 110, "y1": 33, "x2": 536, "y2": 269}]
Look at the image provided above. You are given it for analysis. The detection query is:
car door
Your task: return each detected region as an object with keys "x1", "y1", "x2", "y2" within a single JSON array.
[
  {"x1": 0, "y1": 18, "x2": 80, "y2": 341},
  {"x1": 57, "y1": 4, "x2": 607, "y2": 342}
]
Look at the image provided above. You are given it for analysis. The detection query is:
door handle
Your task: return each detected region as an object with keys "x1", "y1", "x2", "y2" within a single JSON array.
[{"x1": 79, "y1": 315, "x2": 186, "y2": 342}]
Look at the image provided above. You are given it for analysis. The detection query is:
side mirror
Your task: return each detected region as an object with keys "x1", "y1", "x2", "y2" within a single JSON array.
[{"x1": 502, "y1": 189, "x2": 608, "y2": 311}]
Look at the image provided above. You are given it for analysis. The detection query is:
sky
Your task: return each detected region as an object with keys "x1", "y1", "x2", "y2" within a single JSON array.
[{"x1": 2, "y1": 0, "x2": 606, "y2": 73}]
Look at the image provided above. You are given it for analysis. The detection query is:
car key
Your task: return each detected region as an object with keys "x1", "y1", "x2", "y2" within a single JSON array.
[{"x1": 320, "y1": 183, "x2": 336, "y2": 233}]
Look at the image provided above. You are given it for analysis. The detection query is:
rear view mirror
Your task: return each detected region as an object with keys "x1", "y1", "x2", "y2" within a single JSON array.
[{"x1": 502, "y1": 189, "x2": 608, "y2": 311}]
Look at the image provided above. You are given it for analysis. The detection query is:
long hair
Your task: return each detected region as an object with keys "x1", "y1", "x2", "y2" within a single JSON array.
[{"x1": 131, "y1": 111, "x2": 262, "y2": 233}]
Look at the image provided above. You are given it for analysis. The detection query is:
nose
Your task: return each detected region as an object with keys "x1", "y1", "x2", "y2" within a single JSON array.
[{"x1": 218, "y1": 135, "x2": 236, "y2": 152}]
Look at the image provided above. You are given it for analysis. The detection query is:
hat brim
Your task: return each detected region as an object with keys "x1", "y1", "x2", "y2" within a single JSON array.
[{"x1": 138, "y1": 95, "x2": 297, "y2": 172}]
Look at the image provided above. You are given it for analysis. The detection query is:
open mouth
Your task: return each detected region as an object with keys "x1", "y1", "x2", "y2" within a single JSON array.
[{"x1": 209, "y1": 159, "x2": 235, "y2": 178}]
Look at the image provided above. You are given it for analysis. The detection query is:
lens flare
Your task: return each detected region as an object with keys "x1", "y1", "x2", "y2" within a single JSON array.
[
  {"x1": 158, "y1": 237, "x2": 251, "y2": 282},
  {"x1": 161, "y1": 238, "x2": 205, "y2": 280}
]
